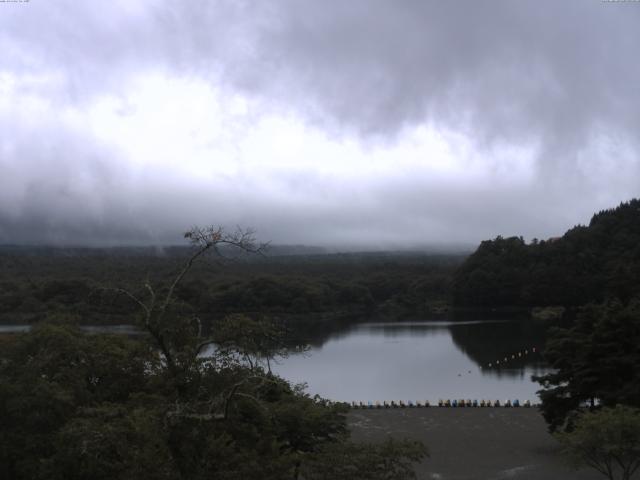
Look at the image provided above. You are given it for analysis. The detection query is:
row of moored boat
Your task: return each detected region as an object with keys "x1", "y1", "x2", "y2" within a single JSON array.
[{"x1": 350, "y1": 399, "x2": 535, "y2": 408}]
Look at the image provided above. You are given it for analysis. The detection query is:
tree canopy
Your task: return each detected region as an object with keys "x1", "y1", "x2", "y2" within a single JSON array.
[
  {"x1": 453, "y1": 199, "x2": 640, "y2": 308},
  {"x1": 556, "y1": 405, "x2": 640, "y2": 480},
  {"x1": 534, "y1": 299, "x2": 640, "y2": 432},
  {"x1": 0, "y1": 226, "x2": 427, "y2": 480}
]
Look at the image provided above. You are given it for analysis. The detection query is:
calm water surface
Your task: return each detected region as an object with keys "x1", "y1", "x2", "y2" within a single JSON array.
[
  {"x1": 0, "y1": 325, "x2": 142, "y2": 335},
  {"x1": 2, "y1": 318, "x2": 552, "y2": 403},
  {"x1": 273, "y1": 319, "x2": 551, "y2": 403}
]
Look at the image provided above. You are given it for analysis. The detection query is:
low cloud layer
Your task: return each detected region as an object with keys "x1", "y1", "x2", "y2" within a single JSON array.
[{"x1": 1, "y1": 1, "x2": 639, "y2": 248}]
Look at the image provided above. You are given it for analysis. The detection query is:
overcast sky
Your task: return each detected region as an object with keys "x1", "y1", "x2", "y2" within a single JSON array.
[{"x1": 1, "y1": 0, "x2": 639, "y2": 249}]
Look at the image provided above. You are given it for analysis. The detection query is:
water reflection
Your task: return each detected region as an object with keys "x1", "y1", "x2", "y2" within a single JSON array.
[
  {"x1": 0, "y1": 325, "x2": 30, "y2": 333},
  {"x1": 0, "y1": 324, "x2": 141, "y2": 335},
  {"x1": 274, "y1": 319, "x2": 552, "y2": 403},
  {"x1": 1, "y1": 318, "x2": 553, "y2": 403}
]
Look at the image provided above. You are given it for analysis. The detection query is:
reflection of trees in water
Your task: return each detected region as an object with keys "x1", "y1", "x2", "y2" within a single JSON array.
[
  {"x1": 359, "y1": 323, "x2": 449, "y2": 338},
  {"x1": 447, "y1": 319, "x2": 550, "y2": 378},
  {"x1": 281, "y1": 314, "x2": 555, "y2": 380},
  {"x1": 202, "y1": 312, "x2": 365, "y2": 350},
  {"x1": 480, "y1": 365, "x2": 551, "y2": 380},
  {"x1": 286, "y1": 317, "x2": 495, "y2": 347},
  {"x1": 280, "y1": 313, "x2": 367, "y2": 348}
]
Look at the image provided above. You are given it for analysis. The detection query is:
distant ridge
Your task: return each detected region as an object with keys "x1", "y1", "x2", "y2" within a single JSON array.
[{"x1": 0, "y1": 243, "x2": 472, "y2": 258}]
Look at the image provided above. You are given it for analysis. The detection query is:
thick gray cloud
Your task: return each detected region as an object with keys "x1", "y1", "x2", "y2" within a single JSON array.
[{"x1": 1, "y1": 1, "x2": 639, "y2": 248}]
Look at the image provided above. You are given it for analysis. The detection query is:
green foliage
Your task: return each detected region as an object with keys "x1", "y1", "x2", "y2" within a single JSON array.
[
  {"x1": 535, "y1": 299, "x2": 640, "y2": 431},
  {"x1": 453, "y1": 199, "x2": 640, "y2": 308},
  {"x1": 555, "y1": 405, "x2": 640, "y2": 480},
  {"x1": 0, "y1": 233, "x2": 428, "y2": 479},
  {"x1": 50, "y1": 402, "x2": 175, "y2": 480},
  {"x1": 0, "y1": 249, "x2": 462, "y2": 325},
  {"x1": 1, "y1": 321, "x2": 363, "y2": 479},
  {"x1": 213, "y1": 314, "x2": 294, "y2": 367},
  {"x1": 0, "y1": 324, "x2": 158, "y2": 479}
]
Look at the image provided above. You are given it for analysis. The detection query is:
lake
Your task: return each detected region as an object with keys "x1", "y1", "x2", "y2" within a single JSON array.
[
  {"x1": 273, "y1": 319, "x2": 552, "y2": 404},
  {"x1": 1, "y1": 318, "x2": 552, "y2": 404},
  {"x1": 0, "y1": 324, "x2": 142, "y2": 335}
]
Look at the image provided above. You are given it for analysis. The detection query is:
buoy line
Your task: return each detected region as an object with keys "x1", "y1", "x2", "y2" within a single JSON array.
[{"x1": 484, "y1": 346, "x2": 538, "y2": 369}]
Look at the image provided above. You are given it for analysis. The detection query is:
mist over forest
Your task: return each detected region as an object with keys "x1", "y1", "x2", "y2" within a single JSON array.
[{"x1": 2, "y1": 2, "x2": 640, "y2": 480}]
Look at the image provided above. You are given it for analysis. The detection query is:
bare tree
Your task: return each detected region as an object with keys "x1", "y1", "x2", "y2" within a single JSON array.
[{"x1": 115, "y1": 226, "x2": 268, "y2": 379}]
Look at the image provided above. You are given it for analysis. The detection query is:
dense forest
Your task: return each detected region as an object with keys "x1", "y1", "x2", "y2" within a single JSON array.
[
  {"x1": 2, "y1": 202, "x2": 640, "y2": 477},
  {"x1": 3, "y1": 199, "x2": 639, "y2": 325},
  {"x1": 452, "y1": 199, "x2": 640, "y2": 308},
  {"x1": 448, "y1": 199, "x2": 640, "y2": 437},
  {"x1": 0, "y1": 228, "x2": 429, "y2": 480},
  {"x1": 0, "y1": 248, "x2": 462, "y2": 335}
]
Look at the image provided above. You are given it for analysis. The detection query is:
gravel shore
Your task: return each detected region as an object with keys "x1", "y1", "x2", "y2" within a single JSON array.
[{"x1": 348, "y1": 408, "x2": 601, "y2": 480}]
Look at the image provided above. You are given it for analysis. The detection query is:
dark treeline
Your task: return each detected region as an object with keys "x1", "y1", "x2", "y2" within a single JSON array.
[
  {"x1": 449, "y1": 198, "x2": 640, "y2": 433},
  {"x1": 447, "y1": 198, "x2": 640, "y2": 438},
  {"x1": 0, "y1": 248, "x2": 464, "y2": 328},
  {"x1": 452, "y1": 199, "x2": 640, "y2": 308},
  {"x1": 535, "y1": 298, "x2": 640, "y2": 431},
  {"x1": 0, "y1": 228, "x2": 430, "y2": 480}
]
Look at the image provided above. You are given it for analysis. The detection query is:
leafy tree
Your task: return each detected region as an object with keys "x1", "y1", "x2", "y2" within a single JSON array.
[
  {"x1": 535, "y1": 299, "x2": 640, "y2": 431},
  {"x1": 212, "y1": 314, "x2": 302, "y2": 373},
  {"x1": 0, "y1": 225, "x2": 427, "y2": 480},
  {"x1": 556, "y1": 405, "x2": 640, "y2": 480},
  {"x1": 0, "y1": 323, "x2": 158, "y2": 480}
]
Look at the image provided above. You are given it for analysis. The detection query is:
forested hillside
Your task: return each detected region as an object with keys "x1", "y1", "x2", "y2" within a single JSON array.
[
  {"x1": 453, "y1": 199, "x2": 640, "y2": 308},
  {"x1": 0, "y1": 249, "x2": 462, "y2": 328}
]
